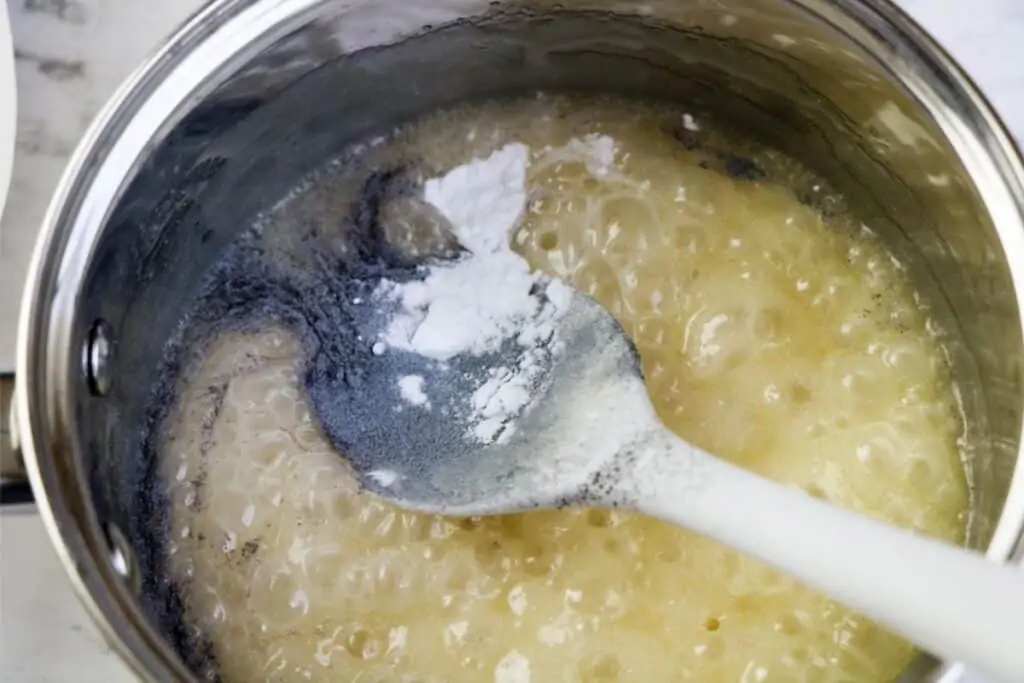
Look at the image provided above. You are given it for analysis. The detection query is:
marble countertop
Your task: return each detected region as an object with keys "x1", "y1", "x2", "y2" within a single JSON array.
[
  {"x1": 1, "y1": 1, "x2": 1022, "y2": 682},
  {"x1": 0, "y1": 0, "x2": 207, "y2": 371}
]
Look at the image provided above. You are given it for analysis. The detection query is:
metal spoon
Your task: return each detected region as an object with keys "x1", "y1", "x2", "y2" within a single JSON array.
[{"x1": 304, "y1": 258, "x2": 1024, "y2": 683}]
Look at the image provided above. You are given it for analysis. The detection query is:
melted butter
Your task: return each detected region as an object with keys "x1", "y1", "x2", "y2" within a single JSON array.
[{"x1": 161, "y1": 97, "x2": 968, "y2": 683}]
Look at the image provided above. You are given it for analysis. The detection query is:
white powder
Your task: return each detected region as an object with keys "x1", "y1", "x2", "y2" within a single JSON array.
[
  {"x1": 444, "y1": 620, "x2": 469, "y2": 647},
  {"x1": 494, "y1": 650, "x2": 531, "y2": 683},
  {"x1": 222, "y1": 531, "x2": 237, "y2": 554},
  {"x1": 533, "y1": 133, "x2": 618, "y2": 182},
  {"x1": 367, "y1": 469, "x2": 399, "y2": 488},
  {"x1": 374, "y1": 142, "x2": 575, "y2": 444},
  {"x1": 423, "y1": 143, "x2": 531, "y2": 255},
  {"x1": 699, "y1": 313, "x2": 730, "y2": 358},
  {"x1": 387, "y1": 626, "x2": 408, "y2": 654},
  {"x1": 241, "y1": 503, "x2": 255, "y2": 527},
  {"x1": 559, "y1": 133, "x2": 617, "y2": 177},
  {"x1": 508, "y1": 584, "x2": 528, "y2": 616},
  {"x1": 470, "y1": 365, "x2": 536, "y2": 443},
  {"x1": 397, "y1": 374, "x2": 430, "y2": 407},
  {"x1": 289, "y1": 588, "x2": 310, "y2": 615}
]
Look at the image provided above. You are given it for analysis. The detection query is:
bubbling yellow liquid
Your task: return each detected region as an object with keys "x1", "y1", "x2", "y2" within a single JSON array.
[{"x1": 161, "y1": 97, "x2": 968, "y2": 683}]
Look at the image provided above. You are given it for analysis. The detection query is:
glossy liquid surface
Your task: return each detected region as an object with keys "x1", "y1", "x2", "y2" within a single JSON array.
[{"x1": 161, "y1": 98, "x2": 968, "y2": 683}]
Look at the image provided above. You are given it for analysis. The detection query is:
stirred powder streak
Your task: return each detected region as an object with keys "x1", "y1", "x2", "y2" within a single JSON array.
[{"x1": 130, "y1": 151, "x2": 432, "y2": 681}]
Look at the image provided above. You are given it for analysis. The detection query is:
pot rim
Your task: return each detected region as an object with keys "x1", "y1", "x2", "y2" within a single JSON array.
[{"x1": 15, "y1": 1, "x2": 1024, "y2": 681}]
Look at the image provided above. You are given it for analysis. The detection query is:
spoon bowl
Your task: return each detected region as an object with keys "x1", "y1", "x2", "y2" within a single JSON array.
[{"x1": 313, "y1": 284, "x2": 652, "y2": 513}]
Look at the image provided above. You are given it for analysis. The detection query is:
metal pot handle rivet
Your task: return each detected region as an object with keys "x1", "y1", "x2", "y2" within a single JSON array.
[
  {"x1": 85, "y1": 319, "x2": 114, "y2": 397},
  {"x1": 105, "y1": 522, "x2": 141, "y2": 594}
]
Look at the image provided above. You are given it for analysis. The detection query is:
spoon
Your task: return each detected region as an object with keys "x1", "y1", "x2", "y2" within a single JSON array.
[
  {"x1": 305, "y1": 280, "x2": 1024, "y2": 682},
  {"x1": 299, "y1": 170, "x2": 1024, "y2": 682}
]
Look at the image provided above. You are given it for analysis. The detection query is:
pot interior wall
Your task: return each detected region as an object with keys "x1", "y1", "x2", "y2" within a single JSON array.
[{"x1": 62, "y1": 0, "x2": 1021, "y2": 677}]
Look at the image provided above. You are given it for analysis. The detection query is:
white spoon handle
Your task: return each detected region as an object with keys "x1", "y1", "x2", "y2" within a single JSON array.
[{"x1": 620, "y1": 430, "x2": 1024, "y2": 683}]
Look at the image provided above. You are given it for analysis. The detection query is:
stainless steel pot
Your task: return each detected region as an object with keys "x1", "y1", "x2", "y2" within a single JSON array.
[{"x1": 13, "y1": 0, "x2": 1024, "y2": 681}]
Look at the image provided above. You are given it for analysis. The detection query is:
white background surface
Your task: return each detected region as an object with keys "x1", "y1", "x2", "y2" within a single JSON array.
[
  {"x1": 0, "y1": 0, "x2": 1022, "y2": 682},
  {"x1": 0, "y1": 1, "x2": 15, "y2": 224}
]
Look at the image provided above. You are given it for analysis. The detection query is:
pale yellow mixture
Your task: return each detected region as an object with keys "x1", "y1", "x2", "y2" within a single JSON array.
[{"x1": 161, "y1": 98, "x2": 969, "y2": 683}]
